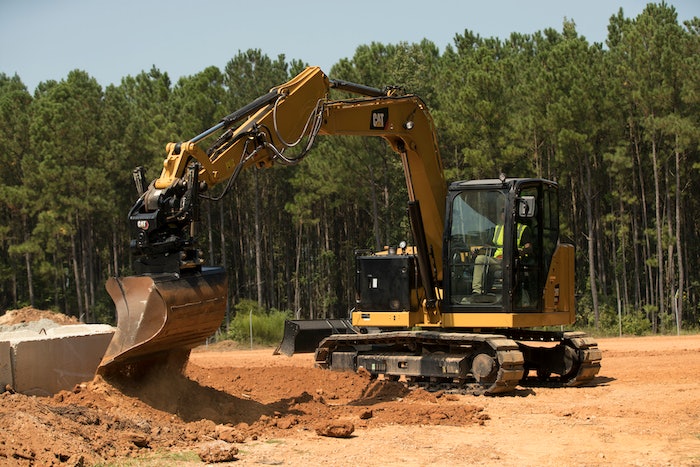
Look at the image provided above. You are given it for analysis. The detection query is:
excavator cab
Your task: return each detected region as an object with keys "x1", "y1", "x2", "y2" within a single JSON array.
[{"x1": 444, "y1": 178, "x2": 558, "y2": 312}]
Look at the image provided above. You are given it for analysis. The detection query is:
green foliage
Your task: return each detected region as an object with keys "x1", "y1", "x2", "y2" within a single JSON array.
[
  {"x1": 91, "y1": 297, "x2": 117, "y2": 326},
  {"x1": 222, "y1": 299, "x2": 291, "y2": 346},
  {"x1": 621, "y1": 310, "x2": 653, "y2": 336},
  {"x1": 576, "y1": 293, "x2": 653, "y2": 336},
  {"x1": 658, "y1": 310, "x2": 677, "y2": 334}
]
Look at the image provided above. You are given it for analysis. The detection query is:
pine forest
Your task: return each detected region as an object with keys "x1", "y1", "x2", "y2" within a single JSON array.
[{"x1": 1, "y1": 3, "x2": 699, "y2": 336}]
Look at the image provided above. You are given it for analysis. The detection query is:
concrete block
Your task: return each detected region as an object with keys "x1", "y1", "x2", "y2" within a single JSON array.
[
  {"x1": 0, "y1": 329, "x2": 39, "y2": 341},
  {"x1": 46, "y1": 324, "x2": 111, "y2": 337},
  {"x1": 0, "y1": 341, "x2": 11, "y2": 390},
  {"x1": 0, "y1": 324, "x2": 115, "y2": 396}
]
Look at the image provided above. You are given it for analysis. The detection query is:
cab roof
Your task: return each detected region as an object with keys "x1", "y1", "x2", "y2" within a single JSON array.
[{"x1": 448, "y1": 178, "x2": 557, "y2": 191}]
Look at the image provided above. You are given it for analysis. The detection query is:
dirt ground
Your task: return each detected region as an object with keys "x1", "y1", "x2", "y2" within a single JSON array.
[{"x1": 1, "y1": 308, "x2": 699, "y2": 466}]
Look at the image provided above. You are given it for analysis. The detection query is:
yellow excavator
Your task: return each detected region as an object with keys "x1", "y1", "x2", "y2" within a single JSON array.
[{"x1": 97, "y1": 66, "x2": 601, "y2": 393}]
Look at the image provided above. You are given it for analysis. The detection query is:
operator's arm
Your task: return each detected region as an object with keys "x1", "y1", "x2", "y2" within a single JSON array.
[{"x1": 518, "y1": 224, "x2": 534, "y2": 256}]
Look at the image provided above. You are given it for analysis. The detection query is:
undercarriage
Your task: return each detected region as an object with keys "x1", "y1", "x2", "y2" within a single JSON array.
[{"x1": 306, "y1": 328, "x2": 601, "y2": 395}]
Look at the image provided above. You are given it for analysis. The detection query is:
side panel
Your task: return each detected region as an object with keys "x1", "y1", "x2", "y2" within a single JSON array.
[
  {"x1": 352, "y1": 254, "x2": 430, "y2": 328},
  {"x1": 351, "y1": 311, "x2": 419, "y2": 328},
  {"x1": 440, "y1": 311, "x2": 573, "y2": 328},
  {"x1": 543, "y1": 243, "x2": 576, "y2": 321},
  {"x1": 356, "y1": 255, "x2": 418, "y2": 312}
]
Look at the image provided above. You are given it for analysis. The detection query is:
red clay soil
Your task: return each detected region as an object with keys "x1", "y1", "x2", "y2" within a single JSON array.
[{"x1": 1, "y1": 307, "x2": 699, "y2": 466}]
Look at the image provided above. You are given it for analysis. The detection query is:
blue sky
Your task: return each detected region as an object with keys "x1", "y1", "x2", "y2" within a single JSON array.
[{"x1": 2, "y1": 0, "x2": 699, "y2": 92}]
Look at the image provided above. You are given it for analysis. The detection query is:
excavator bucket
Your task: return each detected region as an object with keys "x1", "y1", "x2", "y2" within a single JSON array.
[
  {"x1": 274, "y1": 318, "x2": 357, "y2": 356},
  {"x1": 97, "y1": 267, "x2": 227, "y2": 378}
]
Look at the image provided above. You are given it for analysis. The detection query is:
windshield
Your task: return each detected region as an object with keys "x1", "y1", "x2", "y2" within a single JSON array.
[
  {"x1": 448, "y1": 190, "x2": 507, "y2": 306},
  {"x1": 451, "y1": 190, "x2": 505, "y2": 242}
]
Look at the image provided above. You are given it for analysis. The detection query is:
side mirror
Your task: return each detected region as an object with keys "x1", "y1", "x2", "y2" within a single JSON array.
[{"x1": 517, "y1": 196, "x2": 536, "y2": 218}]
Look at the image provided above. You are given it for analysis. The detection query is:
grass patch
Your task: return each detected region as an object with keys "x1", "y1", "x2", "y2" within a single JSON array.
[
  {"x1": 264, "y1": 438, "x2": 285, "y2": 444},
  {"x1": 96, "y1": 450, "x2": 200, "y2": 466}
]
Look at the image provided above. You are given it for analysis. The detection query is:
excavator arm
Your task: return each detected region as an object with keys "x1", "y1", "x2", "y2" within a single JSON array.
[
  {"x1": 99, "y1": 67, "x2": 447, "y2": 376},
  {"x1": 318, "y1": 94, "x2": 446, "y2": 284},
  {"x1": 128, "y1": 67, "x2": 330, "y2": 275}
]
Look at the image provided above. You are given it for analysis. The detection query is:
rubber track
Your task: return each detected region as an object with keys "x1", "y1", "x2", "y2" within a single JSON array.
[
  {"x1": 314, "y1": 331, "x2": 525, "y2": 395},
  {"x1": 562, "y1": 332, "x2": 602, "y2": 387}
]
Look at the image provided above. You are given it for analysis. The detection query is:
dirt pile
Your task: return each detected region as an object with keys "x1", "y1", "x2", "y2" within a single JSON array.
[
  {"x1": 0, "y1": 347, "x2": 486, "y2": 465},
  {"x1": 0, "y1": 307, "x2": 80, "y2": 333},
  {"x1": 0, "y1": 307, "x2": 80, "y2": 326}
]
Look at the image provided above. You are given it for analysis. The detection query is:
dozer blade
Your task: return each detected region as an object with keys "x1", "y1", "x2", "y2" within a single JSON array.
[
  {"x1": 97, "y1": 267, "x2": 227, "y2": 378},
  {"x1": 274, "y1": 318, "x2": 357, "y2": 356}
]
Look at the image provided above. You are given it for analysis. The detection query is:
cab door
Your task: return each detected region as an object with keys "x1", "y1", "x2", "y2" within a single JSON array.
[{"x1": 513, "y1": 182, "x2": 559, "y2": 310}]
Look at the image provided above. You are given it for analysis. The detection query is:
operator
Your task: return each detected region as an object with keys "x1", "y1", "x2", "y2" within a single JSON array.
[{"x1": 472, "y1": 210, "x2": 533, "y2": 295}]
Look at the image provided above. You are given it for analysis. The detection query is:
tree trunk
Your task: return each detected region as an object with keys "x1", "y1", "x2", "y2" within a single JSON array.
[
  {"x1": 294, "y1": 220, "x2": 302, "y2": 319},
  {"x1": 651, "y1": 138, "x2": 666, "y2": 321},
  {"x1": 53, "y1": 251, "x2": 60, "y2": 307},
  {"x1": 619, "y1": 199, "x2": 631, "y2": 312},
  {"x1": 368, "y1": 164, "x2": 381, "y2": 251},
  {"x1": 533, "y1": 128, "x2": 542, "y2": 178},
  {"x1": 219, "y1": 201, "x2": 227, "y2": 269},
  {"x1": 84, "y1": 223, "x2": 93, "y2": 322},
  {"x1": 254, "y1": 172, "x2": 263, "y2": 308},
  {"x1": 630, "y1": 174, "x2": 643, "y2": 308},
  {"x1": 583, "y1": 159, "x2": 600, "y2": 328},
  {"x1": 633, "y1": 128, "x2": 655, "y2": 321},
  {"x1": 112, "y1": 229, "x2": 119, "y2": 277},
  {"x1": 24, "y1": 251, "x2": 34, "y2": 308},
  {"x1": 22, "y1": 217, "x2": 34, "y2": 307},
  {"x1": 593, "y1": 178, "x2": 607, "y2": 296},
  {"x1": 231, "y1": 195, "x2": 242, "y2": 304},
  {"x1": 11, "y1": 273, "x2": 17, "y2": 309},
  {"x1": 207, "y1": 201, "x2": 214, "y2": 265},
  {"x1": 664, "y1": 162, "x2": 675, "y2": 334},
  {"x1": 674, "y1": 140, "x2": 684, "y2": 333},
  {"x1": 71, "y1": 234, "x2": 84, "y2": 320},
  {"x1": 266, "y1": 213, "x2": 274, "y2": 309},
  {"x1": 219, "y1": 200, "x2": 229, "y2": 332}
]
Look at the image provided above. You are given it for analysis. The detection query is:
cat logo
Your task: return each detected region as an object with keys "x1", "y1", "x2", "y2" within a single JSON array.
[{"x1": 370, "y1": 108, "x2": 389, "y2": 130}]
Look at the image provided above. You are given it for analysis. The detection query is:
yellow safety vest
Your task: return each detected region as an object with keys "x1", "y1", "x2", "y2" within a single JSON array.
[{"x1": 492, "y1": 224, "x2": 527, "y2": 258}]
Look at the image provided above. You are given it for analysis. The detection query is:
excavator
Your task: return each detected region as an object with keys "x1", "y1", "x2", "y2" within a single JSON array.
[{"x1": 97, "y1": 66, "x2": 601, "y2": 394}]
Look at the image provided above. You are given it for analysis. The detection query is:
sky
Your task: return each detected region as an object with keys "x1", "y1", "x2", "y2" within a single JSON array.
[{"x1": 2, "y1": 0, "x2": 699, "y2": 93}]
